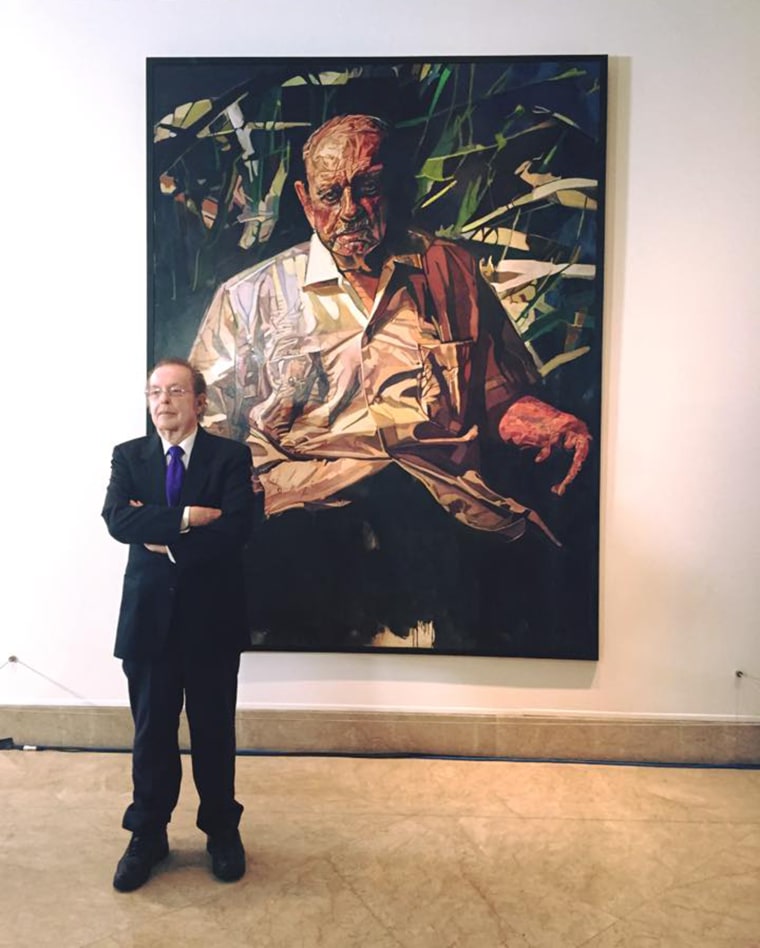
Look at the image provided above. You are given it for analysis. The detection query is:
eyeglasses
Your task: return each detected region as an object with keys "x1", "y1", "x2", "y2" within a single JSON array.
[{"x1": 145, "y1": 386, "x2": 193, "y2": 399}]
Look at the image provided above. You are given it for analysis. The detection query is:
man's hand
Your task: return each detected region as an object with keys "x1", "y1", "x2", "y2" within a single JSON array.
[
  {"x1": 188, "y1": 506, "x2": 222, "y2": 527},
  {"x1": 498, "y1": 395, "x2": 591, "y2": 496}
]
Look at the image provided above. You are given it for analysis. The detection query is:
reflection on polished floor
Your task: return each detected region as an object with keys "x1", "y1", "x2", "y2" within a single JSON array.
[{"x1": 2, "y1": 750, "x2": 759, "y2": 947}]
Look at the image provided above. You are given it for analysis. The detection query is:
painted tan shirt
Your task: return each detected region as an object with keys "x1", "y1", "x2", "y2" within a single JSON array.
[{"x1": 190, "y1": 231, "x2": 549, "y2": 540}]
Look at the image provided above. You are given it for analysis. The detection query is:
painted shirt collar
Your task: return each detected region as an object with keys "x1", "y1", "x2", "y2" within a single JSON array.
[{"x1": 302, "y1": 231, "x2": 427, "y2": 289}]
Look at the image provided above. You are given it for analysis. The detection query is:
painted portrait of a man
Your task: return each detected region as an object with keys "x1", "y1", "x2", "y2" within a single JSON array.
[{"x1": 149, "y1": 58, "x2": 606, "y2": 658}]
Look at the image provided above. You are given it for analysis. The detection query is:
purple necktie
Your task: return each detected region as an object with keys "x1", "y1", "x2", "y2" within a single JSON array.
[{"x1": 165, "y1": 445, "x2": 185, "y2": 506}]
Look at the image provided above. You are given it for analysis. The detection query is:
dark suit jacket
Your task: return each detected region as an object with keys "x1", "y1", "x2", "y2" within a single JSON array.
[{"x1": 102, "y1": 426, "x2": 255, "y2": 660}]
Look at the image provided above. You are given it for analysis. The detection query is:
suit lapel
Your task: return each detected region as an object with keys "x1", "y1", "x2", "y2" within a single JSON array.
[
  {"x1": 141, "y1": 434, "x2": 170, "y2": 505},
  {"x1": 180, "y1": 427, "x2": 211, "y2": 504}
]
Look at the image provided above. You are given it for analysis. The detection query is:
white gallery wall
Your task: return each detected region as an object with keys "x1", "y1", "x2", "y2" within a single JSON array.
[{"x1": 1, "y1": 0, "x2": 758, "y2": 718}]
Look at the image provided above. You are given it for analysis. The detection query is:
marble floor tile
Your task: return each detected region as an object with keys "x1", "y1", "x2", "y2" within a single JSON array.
[{"x1": 0, "y1": 751, "x2": 758, "y2": 947}]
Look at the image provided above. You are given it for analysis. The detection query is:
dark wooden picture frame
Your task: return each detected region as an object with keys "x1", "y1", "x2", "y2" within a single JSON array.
[{"x1": 148, "y1": 56, "x2": 607, "y2": 658}]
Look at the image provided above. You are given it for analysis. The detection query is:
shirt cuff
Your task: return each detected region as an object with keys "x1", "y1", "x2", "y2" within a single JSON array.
[{"x1": 180, "y1": 506, "x2": 190, "y2": 533}]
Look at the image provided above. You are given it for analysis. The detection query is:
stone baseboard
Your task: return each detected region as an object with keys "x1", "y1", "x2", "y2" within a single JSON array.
[{"x1": 0, "y1": 705, "x2": 757, "y2": 766}]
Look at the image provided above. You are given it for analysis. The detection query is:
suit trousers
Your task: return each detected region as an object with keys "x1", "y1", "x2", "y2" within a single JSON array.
[{"x1": 122, "y1": 626, "x2": 243, "y2": 837}]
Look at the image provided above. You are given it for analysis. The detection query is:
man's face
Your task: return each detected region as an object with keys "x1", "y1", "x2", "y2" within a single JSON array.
[
  {"x1": 146, "y1": 364, "x2": 205, "y2": 444},
  {"x1": 295, "y1": 128, "x2": 388, "y2": 269}
]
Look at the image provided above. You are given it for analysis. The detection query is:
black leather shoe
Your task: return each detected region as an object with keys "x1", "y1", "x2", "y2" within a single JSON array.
[
  {"x1": 113, "y1": 831, "x2": 169, "y2": 892},
  {"x1": 206, "y1": 828, "x2": 246, "y2": 882}
]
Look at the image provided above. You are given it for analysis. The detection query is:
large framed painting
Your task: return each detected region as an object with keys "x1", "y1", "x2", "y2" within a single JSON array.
[{"x1": 148, "y1": 56, "x2": 607, "y2": 658}]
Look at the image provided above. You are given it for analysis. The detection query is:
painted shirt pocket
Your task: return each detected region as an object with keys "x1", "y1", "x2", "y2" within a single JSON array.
[{"x1": 418, "y1": 340, "x2": 474, "y2": 435}]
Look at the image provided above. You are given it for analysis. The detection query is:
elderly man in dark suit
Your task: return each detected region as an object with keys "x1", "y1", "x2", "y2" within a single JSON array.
[{"x1": 103, "y1": 357, "x2": 254, "y2": 892}]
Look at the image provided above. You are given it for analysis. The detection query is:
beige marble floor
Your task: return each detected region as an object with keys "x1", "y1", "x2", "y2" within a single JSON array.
[{"x1": 1, "y1": 751, "x2": 759, "y2": 948}]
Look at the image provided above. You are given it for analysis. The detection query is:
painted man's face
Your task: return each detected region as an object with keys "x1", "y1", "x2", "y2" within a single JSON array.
[{"x1": 295, "y1": 127, "x2": 388, "y2": 270}]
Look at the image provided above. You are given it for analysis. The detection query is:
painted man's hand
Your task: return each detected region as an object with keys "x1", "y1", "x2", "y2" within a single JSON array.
[
  {"x1": 188, "y1": 506, "x2": 222, "y2": 527},
  {"x1": 498, "y1": 395, "x2": 591, "y2": 496}
]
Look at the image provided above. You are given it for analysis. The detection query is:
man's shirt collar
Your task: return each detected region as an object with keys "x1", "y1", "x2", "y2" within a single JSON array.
[
  {"x1": 303, "y1": 233, "x2": 341, "y2": 288},
  {"x1": 302, "y1": 231, "x2": 427, "y2": 290},
  {"x1": 159, "y1": 426, "x2": 198, "y2": 464}
]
